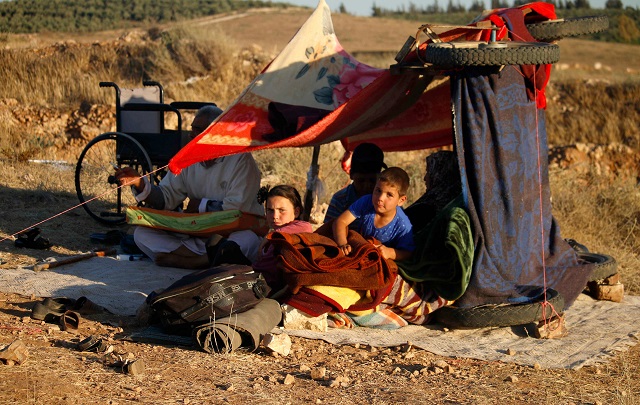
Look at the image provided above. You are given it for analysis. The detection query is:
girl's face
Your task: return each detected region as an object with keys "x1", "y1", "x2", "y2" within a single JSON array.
[{"x1": 266, "y1": 196, "x2": 299, "y2": 229}]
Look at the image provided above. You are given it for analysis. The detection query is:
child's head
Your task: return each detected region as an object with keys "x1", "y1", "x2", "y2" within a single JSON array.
[
  {"x1": 377, "y1": 167, "x2": 410, "y2": 196},
  {"x1": 372, "y1": 167, "x2": 410, "y2": 213},
  {"x1": 258, "y1": 185, "x2": 304, "y2": 229},
  {"x1": 350, "y1": 143, "x2": 387, "y2": 197}
]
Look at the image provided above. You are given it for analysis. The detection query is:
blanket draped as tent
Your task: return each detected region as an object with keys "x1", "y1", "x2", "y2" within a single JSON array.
[
  {"x1": 168, "y1": 0, "x2": 453, "y2": 173},
  {"x1": 451, "y1": 65, "x2": 594, "y2": 308}
]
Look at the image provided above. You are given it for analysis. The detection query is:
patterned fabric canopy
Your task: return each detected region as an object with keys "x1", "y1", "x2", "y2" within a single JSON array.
[{"x1": 169, "y1": 0, "x2": 453, "y2": 174}]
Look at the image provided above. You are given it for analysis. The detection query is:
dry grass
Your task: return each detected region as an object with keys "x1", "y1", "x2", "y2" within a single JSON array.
[
  {"x1": 551, "y1": 169, "x2": 640, "y2": 295},
  {"x1": 546, "y1": 81, "x2": 640, "y2": 149}
]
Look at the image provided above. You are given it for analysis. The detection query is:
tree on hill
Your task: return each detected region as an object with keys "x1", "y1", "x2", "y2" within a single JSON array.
[
  {"x1": 0, "y1": 0, "x2": 283, "y2": 33},
  {"x1": 605, "y1": 0, "x2": 623, "y2": 9}
]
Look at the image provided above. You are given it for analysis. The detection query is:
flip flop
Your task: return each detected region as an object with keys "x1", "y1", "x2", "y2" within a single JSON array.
[{"x1": 77, "y1": 335, "x2": 112, "y2": 353}]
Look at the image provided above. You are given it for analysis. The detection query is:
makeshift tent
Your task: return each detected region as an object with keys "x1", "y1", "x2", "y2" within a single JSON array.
[{"x1": 169, "y1": 0, "x2": 593, "y2": 309}]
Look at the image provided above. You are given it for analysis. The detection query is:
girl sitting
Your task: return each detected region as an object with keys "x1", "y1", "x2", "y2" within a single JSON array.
[{"x1": 253, "y1": 185, "x2": 312, "y2": 291}]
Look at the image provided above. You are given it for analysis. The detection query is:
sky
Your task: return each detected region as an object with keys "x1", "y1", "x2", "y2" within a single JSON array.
[{"x1": 271, "y1": 0, "x2": 638, "y2": 16}]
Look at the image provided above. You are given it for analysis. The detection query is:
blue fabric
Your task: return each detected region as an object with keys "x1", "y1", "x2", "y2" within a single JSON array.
[
  {"x1": 349, "y1": 195, "x2": 415, "y2": 251},
  {"x1": 452, "y1": 66, "x2": 593, "y2": 309}
]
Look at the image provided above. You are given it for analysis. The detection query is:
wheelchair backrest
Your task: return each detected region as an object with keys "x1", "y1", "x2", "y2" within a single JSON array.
[{"x1": 119, "y1": 86, "x2": 163, "y2": 134}]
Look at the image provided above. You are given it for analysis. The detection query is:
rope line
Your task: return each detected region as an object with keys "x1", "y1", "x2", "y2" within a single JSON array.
[
  {"x1": 506, "y1": 24, "x2": 552, "y2": 325},
  {"x1": 0, "y1": 164, "x2": 168, "y2": 244}
]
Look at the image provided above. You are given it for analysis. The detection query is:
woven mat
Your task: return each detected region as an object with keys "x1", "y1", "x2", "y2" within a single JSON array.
[
  {"x1": 282, "y1": 294, "x2": 640, "y2": 369},
  {"x1": 1, "y1": 258, "x2": 638, "y2": 369},
  {"x1": 0, "y1": 256, "x2": 190, "y2": 316}
]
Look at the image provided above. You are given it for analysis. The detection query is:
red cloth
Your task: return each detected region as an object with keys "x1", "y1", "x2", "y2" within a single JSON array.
[
  {"x1": 252, "y1": 220, "x2": 313, "y2": 291},
  {"x1": 266, "y1": 230, "x2": 397, "y2": 295}
]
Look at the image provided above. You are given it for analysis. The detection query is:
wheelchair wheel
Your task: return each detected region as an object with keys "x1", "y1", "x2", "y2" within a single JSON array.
[
  {"x1": 425, "y1": 41, "x2": 559, "y2": 67},
  {"x1": 75, "y1": 132, "x2": 152, "y2": 225}
]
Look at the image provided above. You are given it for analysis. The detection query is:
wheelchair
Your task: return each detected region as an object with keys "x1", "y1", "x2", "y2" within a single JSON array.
[{"x1": 74, "y1": 81, "x2": 217, "y2": 225}]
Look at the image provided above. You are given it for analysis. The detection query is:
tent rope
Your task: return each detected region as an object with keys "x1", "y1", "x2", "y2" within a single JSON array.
[{"x1": 0, "y1": 164, "x2": 168, "y2": 244}]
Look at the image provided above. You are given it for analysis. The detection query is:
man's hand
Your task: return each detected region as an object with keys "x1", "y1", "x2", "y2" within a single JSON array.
[
  {"x1": 115, "y1": 167, "x2": 144, "y2": 192},
  {"x1": 184, "y1": 198, "x2": 202, "y2": 213}
]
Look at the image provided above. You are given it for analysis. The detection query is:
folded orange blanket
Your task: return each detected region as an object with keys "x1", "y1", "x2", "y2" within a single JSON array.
[{"x1": 266, "y1": 230, "x2": 397, "y2": 294}]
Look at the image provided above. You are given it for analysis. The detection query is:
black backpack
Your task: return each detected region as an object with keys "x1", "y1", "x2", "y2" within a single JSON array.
[{"x1": 147, "y1": 264, "x2": 270, "y2": 335}]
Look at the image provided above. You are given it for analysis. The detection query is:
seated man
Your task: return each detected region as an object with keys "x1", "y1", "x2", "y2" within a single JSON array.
[{"x1": 115, "y1": 105, "x2": 264, "y2": 269}]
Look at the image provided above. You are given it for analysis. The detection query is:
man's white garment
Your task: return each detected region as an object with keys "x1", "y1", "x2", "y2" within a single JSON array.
[{"x1": 133, "y1": 153, "x2": 263, "y2": 262}]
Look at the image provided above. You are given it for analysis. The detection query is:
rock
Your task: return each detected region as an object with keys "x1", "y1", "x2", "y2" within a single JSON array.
[
  {"x1": 506, "y1": 375, "x2": 519, "y2": 383},
  {"x1": 434, "y1": 360, "x2": 448, "y2": 369},
  {"x1": 329, "y1": 375, "x2": 349, "y2": 388},
  {"x1": 283, "y1": 374, "x2": 295, "y2": 385},
  {"x1": 299, "y1": 365, "x2": 311, "y2": 372},
  {"x1": 588, "y1": 282, "x2": 624, "y2": 303},
  {"x1": 535, "y1": 315, "x2": 568, "y2": 339},
  {"x1": 281, "y1": 304, "x2": 328, "y2": 332},
  {"x1": 0, "y1": 340, "x2": 29, "y2": 365},
  {"x1": 506, "y1": 348, "x2": 517, "y2": 356},
  {"x1": 310, "y1": 367, "x2": 326, "y2": 380},
  {"x1": 262, "y1": 333, "x2": 292, "y2": 357}
]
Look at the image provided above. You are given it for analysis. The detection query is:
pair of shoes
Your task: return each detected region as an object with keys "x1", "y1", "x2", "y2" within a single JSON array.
[
  {"x1": 34, "y1": 296, "x2": 108, "y2": 316},
  {"x1": 77, "y1": 335, "x2": 113, "y2": 353},
  {"x1": 206, "y1": 234, "x2": 251, "y2": 267},
  {"x1": 31, "y1": 303, "x2": 80, "y2": 330},
  {"x1": 31, "y1": 297, "x2": 74, "y2": 321},
  {"x1": 15, "y1": 228, "x2": 52, "y2": 250}
]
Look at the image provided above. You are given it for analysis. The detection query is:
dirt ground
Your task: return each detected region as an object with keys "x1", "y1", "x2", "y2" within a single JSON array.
[{"x1": 0, "y1": 162, "x2": 639, "y2": 405}]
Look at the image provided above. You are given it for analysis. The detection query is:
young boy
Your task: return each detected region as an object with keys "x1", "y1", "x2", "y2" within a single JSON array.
[{"x1": 332, "y1": 167, "x2": 414, "y2": 262}]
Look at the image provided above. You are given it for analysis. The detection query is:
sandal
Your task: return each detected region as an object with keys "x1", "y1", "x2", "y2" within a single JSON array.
[
  {"x1": 108, "y1": 356, "x2": 146, "y2": 375},
  {"x1": 15, "y1": 228, "x2": 52, "y2": 250},
  {"x1": 77, "y1": 335, "x2": 112, "y2": 353}
]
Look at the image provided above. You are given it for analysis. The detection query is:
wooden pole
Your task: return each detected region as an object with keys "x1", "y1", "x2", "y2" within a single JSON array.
[{"x1": 302, "y1": 145, "x2": 321, "y2": 222}]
